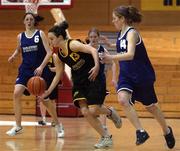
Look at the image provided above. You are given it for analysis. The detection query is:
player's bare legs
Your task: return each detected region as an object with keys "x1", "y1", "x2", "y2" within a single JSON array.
[
  {"x1": 99, "y1": 114, "x2": 110, "y2": 136},
  {"x1": 42, "y1": 100, "x2": 59, "y2": 125},
  {"x1": 89, "y1": 105, "x2": 122, "y2": 129},
  {"x1": 79, "y1": 100, "x2": 122, "y2": 148},
  {"x1": 38, "y1": 101, "x2": 47, "y2": 125},
  {"x1": 118, "y1": 91, "x2": 143, "y2": 129},
  {"x1": 6, "y1": 84, "x2": 25, "y2": 136},
  {"x1": 79, "y1": 101, "x2": 112, "y2": 148},
  {"x1": 146, "y1": 104, "x2": 168, "y2": 134},
  {"x1": 13, "y1": 85, "x2": 25, "y2": 127},
  {"x1": 118, "y1": 90, "x2": 149, "y2": 145},
  {"x1": 146, "y1": 104, "x2": 175, "y2": 148},
  {"x1": 79, "y1": 101, "x2": 107, "y2": 136},
  {"x1": 42, "y1": 100, "x2": 64, "y2": 138}
]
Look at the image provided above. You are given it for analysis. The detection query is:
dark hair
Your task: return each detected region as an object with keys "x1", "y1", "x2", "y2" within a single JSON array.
[
  {"x1": 113, "y1": 6, "x2": 142, "y2": 24},
  {"x1": 85, "y1": 37, "x2": 90, "y2": 44},
  {"x1": 48, "y1": 21, "x2": 69, "y2": 39},
  {"x1": 23, "y1": 13, "x2": 44, "y2": 26},
  {"x1": 88, "y1": 27, "x2": 100, "y2": 37}
]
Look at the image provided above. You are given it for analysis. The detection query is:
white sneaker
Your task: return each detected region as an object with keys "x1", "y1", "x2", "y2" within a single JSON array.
[
  {"x1": 94, "y1": 135, "x2": 113, "y2": 149},
  {"x1": 107, "y1": 107, "x2": 122, "y2": 128},
  {"x1": 55, "y1": 124, "x2": 64, "y2": 138},
  {"x1": 6, "y1": 126, "x2": 23, "y2": 136}
]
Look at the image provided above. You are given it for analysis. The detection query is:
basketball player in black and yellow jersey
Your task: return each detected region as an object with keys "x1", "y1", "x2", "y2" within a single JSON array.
[{"x1": 38, "y1": 21, "x2": 122, "y2": 149}]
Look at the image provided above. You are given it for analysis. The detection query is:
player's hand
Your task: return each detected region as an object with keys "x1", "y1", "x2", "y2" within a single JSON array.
[
  {"x1": 101, "y1": 53, "x2": 113, "y2": 64},
  {"x1": 37, "y1": 90, "x2": 50, "y2": 102},
  {"x1": 88, "y1": 65, "x2": 99, "y2": 81},
  {"x1": 34, "y1": 66, "x2": 43, "y2": 76},
  {"x1": 49, "y1": 67, "x2": 56, "y2": 72},
  {"x1": 8, "y1": 56, "x2": 15, "y2": 63}
]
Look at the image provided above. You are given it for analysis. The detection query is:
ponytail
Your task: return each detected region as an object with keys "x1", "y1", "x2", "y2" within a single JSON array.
[
  {"x1": 48, "y1": 21, "x2": 69, "y2": 39},
  {"x1": 113, "y1": 6, "x2": 142, "y2": 24}
]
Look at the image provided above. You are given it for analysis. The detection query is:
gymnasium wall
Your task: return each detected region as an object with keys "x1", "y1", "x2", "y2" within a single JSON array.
[
  {"x1": 0, "y1": 0, "x2": 180, "y2": 117},
  {"x1": 0, "y1": 0, "x2": 180, "y2": 27}
]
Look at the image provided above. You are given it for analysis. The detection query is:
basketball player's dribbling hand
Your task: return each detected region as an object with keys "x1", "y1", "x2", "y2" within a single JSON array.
[
  {"x1": 37, "y1": 90, "x2": 50, "y2": 102},
  {"x1": 34, "y1": 66, "x2": 43, "y2": 76},
  {"x1": 88, "y1": 65, "x2": 99, "y2": 81}
]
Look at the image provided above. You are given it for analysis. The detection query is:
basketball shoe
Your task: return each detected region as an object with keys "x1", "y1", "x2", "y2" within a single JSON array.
[
  {"x1": 94, "y1": 135, "x2": 113, "y2": 149},
  {"x1": 107, "y1": 107, "x2": 122, "y2": 128},
  {"x1": 55, "y1": 123, "x2": 65, "y2": 138},
  {"x1": 38, "y1": 120, "x2": 46, "y2": 126},
  {"x1": 136, "y1": 130, "x2": 149, "y2": 145},
  {"x1": 51, "y1": 121, "x2": 56, "y2": 127},
  {"x1": 164, "y1": 126, "x2": 175, "y2": 149},
  {"x1": 6, "y1": 126, "x2": 23, "y2": 136}
]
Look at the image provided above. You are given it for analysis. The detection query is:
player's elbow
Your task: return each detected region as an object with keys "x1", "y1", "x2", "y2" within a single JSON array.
[{"x1": 126, "y1": 53, "x2": 134, "y2": 60}]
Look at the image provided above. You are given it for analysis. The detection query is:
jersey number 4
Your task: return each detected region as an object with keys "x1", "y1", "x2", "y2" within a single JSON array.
[{"x1": 120, "y1": 39, "x2": 127, "y2": 49}]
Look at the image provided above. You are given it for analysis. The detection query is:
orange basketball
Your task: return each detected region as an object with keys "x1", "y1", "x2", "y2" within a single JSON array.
[{"x1": 27, "y1": 76, "x2": 46, "y2": 96}]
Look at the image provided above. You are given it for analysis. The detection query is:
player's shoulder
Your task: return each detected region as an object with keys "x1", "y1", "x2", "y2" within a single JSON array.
[
  {"x1": 69, "y1": 39, "x2": 84, "y2": 47},
  {"x1": 127, "y1": 27, "x2": 140, "y2": 39},
  {"x1": 17, "y1": 33, "x2": 21, "y2": 37},
  {"x1": 70, "y1": 39, "x2": 85, "y2": 44},
  {"x1": 39, "y1": 29, "x2": 44, "y2": 34},
  {"x1": 38, "y1": 30, "x2": 46, "y2": 38},
  {"x1": 68, "y1": 39, "x2": 85, "y2": 52},
  {"x1": 128, "y1": 28, "x2": 138, "y2": 35},
  {"x1": 17, "y1": 33, "x2": 23, "y2": 41}
]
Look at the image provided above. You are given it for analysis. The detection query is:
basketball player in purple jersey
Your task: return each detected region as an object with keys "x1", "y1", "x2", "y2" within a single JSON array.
[
  {"x1": 102, "y1": 5, "x2": 175, "y2": 149},
  {"x1": 7, "y1": 13, "x2": 64, "y2": 138}
]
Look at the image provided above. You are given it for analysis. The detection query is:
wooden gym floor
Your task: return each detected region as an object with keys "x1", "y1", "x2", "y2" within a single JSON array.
[{"x1": 0, "y1": 115, "x2": 179, "y2": 151}]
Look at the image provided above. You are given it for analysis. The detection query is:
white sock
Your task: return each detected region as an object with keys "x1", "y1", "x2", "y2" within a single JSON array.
[
  {"x1": 139, "y1": 129, "x2": 145, "y2": 132},
  {"x1": 42, "y1": 116, "x2": 46, "y2": 122}
]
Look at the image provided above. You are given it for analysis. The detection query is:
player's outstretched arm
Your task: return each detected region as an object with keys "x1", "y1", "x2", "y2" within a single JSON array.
[
  {"x1": 8, "y1": 34, "x2": 21, "y2": 63},
  {"x1": 100, "y1": 35, "x2": 116, "y2": 49}
]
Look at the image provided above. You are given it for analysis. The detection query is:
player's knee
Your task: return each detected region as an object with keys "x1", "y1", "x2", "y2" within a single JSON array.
[
  {"x1": 13, "y1": 91, "x2": 21, "y2": 100},
  {"x1": 146, "y1": 104, "x2": 157, "y2": 113},
  {"x1": 118, "y1": 99, "x2": 130, "y2": 107},
  {"x1": 80, "y1": 108, "x2": 90, "y2": 117},
  {"x1": 41, "y1": 100, "x2": 47, "y2": 106},
  {"x1": 118, "y1": 91, "x2": 131, "y2": 107},
  {"x1": 89, "y1": 107, "x2": 98, "y2": 116}
]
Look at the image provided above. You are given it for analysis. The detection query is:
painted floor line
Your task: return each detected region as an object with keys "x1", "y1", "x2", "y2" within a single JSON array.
[{"x1": 0, "y1": 121, "x2": 51, "y2": 126}]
